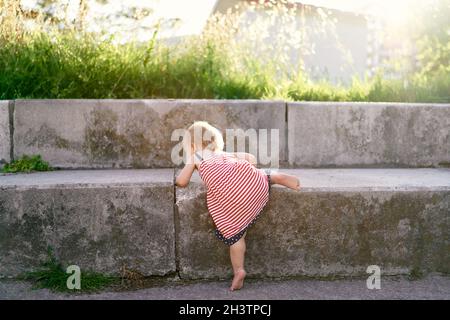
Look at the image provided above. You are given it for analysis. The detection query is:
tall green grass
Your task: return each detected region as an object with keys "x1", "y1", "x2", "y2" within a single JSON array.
[
  {"x1": 0, "y1": 3, "x2": 448, "y2": 102},
  {"x1": 0, "y1": 30, "x2": 275, "y2": 100}
]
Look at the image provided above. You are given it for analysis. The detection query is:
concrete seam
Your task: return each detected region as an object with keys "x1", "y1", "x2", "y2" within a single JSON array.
[
  {"x1": 8, "y1": 100, "x2": 15, "y2": 162},
  {"x1": 285, "y1": 100, "x2": 289, "y2": 167},
  {"x1": 172, "y1": 169, "x2": 182, "y2": 279}
]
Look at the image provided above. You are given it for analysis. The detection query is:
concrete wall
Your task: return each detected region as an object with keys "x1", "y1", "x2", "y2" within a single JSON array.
[
  {"x1": 213, "y1": 0, "x2": 369, "y2": 84},
  {"x1": 0, "y1": 101, "x2": 11, "y2": 166},
  {"x1": 0, "y1": 169, "x2": 175, "y2": 277},
  {"x1": 176, "y1": 170, "x2": 450, "y2": 279},
  {"x1": 8, "y1": 99, "x2": 450, "y2": 169},
  {"x1": 13, "y1": 99, "x2": 286, "y2": 168},
  {"x1": 2, "y1": 99, "x2": 449, "y2": 280},
  {"x1": 2, "y1": 168, "x2": 448, "y2": 279},
  {"x1": 288, "y1": 102, "x2": 450, "y2": 167}
]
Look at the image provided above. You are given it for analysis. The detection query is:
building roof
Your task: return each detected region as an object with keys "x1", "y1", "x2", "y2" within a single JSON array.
[{"x1": 212, "y1": 0, "x2": 370, "y2": 20}]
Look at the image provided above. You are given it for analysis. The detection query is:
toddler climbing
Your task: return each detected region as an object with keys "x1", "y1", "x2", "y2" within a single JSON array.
[{"x1": 175, "y1": 121, "x2": 300, "y2": 291}]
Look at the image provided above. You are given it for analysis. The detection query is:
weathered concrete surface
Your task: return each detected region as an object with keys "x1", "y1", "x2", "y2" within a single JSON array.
[
  {"x1": 176, "y1": 169, "x2": 450, "y2": 279},
  {"x1": 0, "y1": 169, "x2": 175, "y2": 278},
  {"x1": 1, "y1": 168, "x2": 449, "y2": 280},
  {"x1": 0, "y1": 101, "x2": 11, "y2": 166},
  {"x1": 1, "y1": 275, "x2": 449, "y2": 300},
  {"x1": 288, "y1": 102, "x2": 450, "y2": 167},
  {"x1": 13, "y1": 99, "x2": 286, "y2": 168}
]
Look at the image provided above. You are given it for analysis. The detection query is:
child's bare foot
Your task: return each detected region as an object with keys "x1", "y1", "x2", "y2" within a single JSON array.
[
  {"x1": 284, "y1": 175, "x2": 300, "y2": 190},
  {"x1": 272, "y1": 173, "x2": 300, "y2": 191},
  {"x1": 230, "y1": 269, "x2": 246, "y2": 291}
]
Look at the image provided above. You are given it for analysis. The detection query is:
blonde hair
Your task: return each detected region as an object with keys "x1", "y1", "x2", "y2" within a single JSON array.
[{"x1": 183, "y1": 121, "x2": 224, "y2": 153}]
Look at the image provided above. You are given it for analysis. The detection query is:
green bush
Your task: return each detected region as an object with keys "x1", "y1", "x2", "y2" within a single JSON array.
[{"x1": 2, "y1": 154, "x2": 52, "y2": 173}]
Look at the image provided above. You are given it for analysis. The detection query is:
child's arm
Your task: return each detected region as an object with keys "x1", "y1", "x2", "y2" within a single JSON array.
[{"x1": 175, "y1": 163, "x2": 196, "y2": 188}]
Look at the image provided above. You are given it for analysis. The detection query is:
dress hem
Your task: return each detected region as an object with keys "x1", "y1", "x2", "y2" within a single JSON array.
[{"x1": 214, "y1": 172, "x2": 271, "y2": 246}]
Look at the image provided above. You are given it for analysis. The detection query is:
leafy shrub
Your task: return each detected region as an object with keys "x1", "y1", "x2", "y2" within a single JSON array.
[{"x1": 2, "y1": 154, "x2": 52, "y2": 173}]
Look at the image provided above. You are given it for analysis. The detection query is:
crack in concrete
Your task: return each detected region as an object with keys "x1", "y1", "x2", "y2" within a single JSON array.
[
  {"x1": 172, "y1": 168, "x2": 182, "y2": 279},
  {"x1": 8, "y1": 100, "x2": 14, "y2": 162}
]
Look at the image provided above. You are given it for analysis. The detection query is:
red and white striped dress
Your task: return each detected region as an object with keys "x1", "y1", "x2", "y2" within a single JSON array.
[{"x1": 197, "y1": 152, "x2": 270, "y2": 240}]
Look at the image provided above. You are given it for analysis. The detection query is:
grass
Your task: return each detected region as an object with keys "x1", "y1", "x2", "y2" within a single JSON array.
[
  {"x1": 1, "y1": 29, "x2": 447, "y2": 103},
  {"x1": 286, "y1": 72, "x2": 450, "y2": 103},
  {"x1": 0, "y1": 30, "x2": 276, "y2": 100},
  {"x1": 2, "y1": 154, "x2": 52, "y2": 173},
  {"x1": 0, "y1": 3, "x2": 448, "y2": 103},
  {"x1": 408, "y1": 267, "x2": 425, "y2": 281},
  {"x1": 19, "y1": 248, "x2": 118, "y2": 293}
]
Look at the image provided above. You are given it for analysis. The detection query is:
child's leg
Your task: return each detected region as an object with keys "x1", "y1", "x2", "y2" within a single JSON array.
[
  {"x1": 229, "y1": 235, "x2": 247, "y2": 291},
  {"x1": 270, "y1": 172, "x2": 300, "y2": 190}
]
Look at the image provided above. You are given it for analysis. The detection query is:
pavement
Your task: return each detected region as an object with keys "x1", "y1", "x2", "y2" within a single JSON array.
[{"x1": 1, "y1": 275, "x2": 449, "y2": 300}]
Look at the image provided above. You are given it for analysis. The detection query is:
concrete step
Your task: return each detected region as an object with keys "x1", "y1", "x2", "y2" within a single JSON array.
[
  {"x1": 1, "y1": 169, "x2": 449, "y2": 279},
  {"x1": 1, "y1": 100, "x2": 449, "y2": 168},
  {"x1": 176, "y1": 168, "x2": 450, "y2": 279},
  {"x1": 0, "y1": 169, "x2": 176, "y2": 278}
]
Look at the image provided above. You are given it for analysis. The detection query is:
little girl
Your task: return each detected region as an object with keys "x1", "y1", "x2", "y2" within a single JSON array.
[{"x1": 176, "y1": 121, "x2": 300, "y2": 291}]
